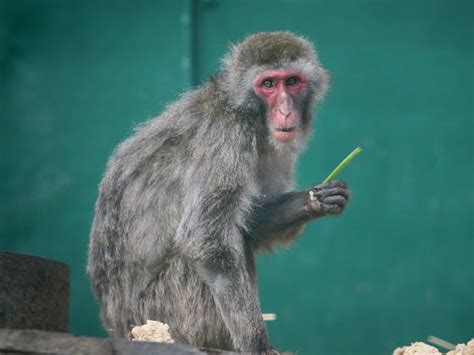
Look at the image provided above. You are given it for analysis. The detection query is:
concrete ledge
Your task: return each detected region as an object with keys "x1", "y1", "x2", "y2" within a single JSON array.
[
  {"x1": 0, "y1": 329, "x2": 293, "y2": 354},
  {"x1": 0, "y1": 329, "x2": 209, "y2": 354}
]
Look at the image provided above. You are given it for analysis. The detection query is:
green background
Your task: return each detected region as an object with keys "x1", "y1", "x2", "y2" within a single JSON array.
[{"x1": 1, "y1": 1, "x2": 473, "y2": 354}]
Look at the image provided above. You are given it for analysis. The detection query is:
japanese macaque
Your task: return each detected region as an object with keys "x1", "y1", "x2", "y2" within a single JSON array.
[{"x1": 87, "y1": 32, "x2": 350, "y2": 353}]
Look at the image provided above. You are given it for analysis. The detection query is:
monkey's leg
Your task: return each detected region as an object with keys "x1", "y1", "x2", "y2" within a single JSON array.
[
  {"x1": 177, "y1": 202, "x2": 271, "y2": 351},
  {"x1": 196, "y1": 254, "x2": 269, "y2": 352},
  {"x1": 248, "y1": 180, "x2": 350, "y2": 249}
]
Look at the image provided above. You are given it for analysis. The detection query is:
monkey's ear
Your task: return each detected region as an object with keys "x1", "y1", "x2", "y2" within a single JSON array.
[{"x1": 314, "y1": 67, "x2": 331, "y2": 103}]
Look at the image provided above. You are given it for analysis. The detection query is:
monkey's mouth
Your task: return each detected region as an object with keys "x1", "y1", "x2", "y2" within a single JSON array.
[
  {"x1": 275, "y1": 126, "x2": 296, "y2": 133},
  {"x1": 272, "y1": 126, "x2": 297, "y2": 142}
]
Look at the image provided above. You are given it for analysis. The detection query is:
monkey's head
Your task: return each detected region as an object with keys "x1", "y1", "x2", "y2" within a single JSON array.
[{"x1": 220, "y1": 32, "x2": 329, "y2": 150}]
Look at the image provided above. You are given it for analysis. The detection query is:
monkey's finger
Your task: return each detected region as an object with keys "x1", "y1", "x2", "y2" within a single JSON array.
[
  {"x1": 314, "y1": 187, "x2": 351, "y2": 200},
  {"x1": 313, "y1": 180, "x2": 347, "y2": 191},
  {"x1": 321, "y1": 195, "x2": 348, "y2": 209},
  {"x1": 322, "y1": 203, "x2": 343, "y2": 214},
  {"x1": 331, "y1": 180, "x2": 348, "y2": 189}
]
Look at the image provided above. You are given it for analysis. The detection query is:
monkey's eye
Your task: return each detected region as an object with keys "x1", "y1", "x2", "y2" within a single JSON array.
[
  {"x1": 286, "y1": 76, "x2": 299, "y2": 86},
  {"x1": 262, "y1": 79, "x2": 276, "y2": 88}
]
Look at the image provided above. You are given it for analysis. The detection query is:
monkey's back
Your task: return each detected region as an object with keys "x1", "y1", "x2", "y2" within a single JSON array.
[{"x1": 87, "y1": 88, "x2": 238, "y2": 348}]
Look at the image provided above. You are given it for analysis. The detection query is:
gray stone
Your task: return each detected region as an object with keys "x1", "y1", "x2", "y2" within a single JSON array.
[{"x1": 0, "y1": 252, "x2": 69, "y2": 332}]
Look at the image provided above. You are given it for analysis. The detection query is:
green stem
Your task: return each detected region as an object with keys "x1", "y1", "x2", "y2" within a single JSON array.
[{"x1": 323, "y1": 146, "x2": 363, "y2": 183}]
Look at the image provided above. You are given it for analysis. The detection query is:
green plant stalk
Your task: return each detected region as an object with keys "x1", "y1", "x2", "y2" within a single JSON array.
[{"x1": 323, "y1": 146, "x2": 363, "y2": 183}]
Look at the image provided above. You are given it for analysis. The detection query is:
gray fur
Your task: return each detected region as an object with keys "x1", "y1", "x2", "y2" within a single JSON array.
[{"x1": 87, "y1": 32, "x2": 349, "y2": 353}]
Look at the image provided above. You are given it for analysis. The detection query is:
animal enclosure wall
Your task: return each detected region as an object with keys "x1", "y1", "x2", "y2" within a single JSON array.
[{"x1": 1, "y1": 0, "x2": 472, "y2": 354}]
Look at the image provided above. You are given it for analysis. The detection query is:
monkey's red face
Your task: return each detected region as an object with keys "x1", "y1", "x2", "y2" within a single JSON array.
[{"x1": 254, "y1": 70, "x2": 308, "y2": 143}]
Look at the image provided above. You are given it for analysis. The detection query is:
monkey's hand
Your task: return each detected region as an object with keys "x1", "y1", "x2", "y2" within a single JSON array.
[{"x1": 306, "y1": 180, "x2": 351, "y2": 217}]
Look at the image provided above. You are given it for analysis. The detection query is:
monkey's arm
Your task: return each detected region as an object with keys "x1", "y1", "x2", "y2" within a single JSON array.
[{"x1": 247, "y1": 181, "x2": 350, "y2": 251}]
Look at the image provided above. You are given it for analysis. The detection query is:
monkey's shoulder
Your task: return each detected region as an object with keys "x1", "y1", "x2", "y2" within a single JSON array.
[
  {"x1": 103, "y1": 84, "x2": 255, "y2": 182},
  {"x1": 190, "y1": 81, "x2": 237, "y2": 120}
]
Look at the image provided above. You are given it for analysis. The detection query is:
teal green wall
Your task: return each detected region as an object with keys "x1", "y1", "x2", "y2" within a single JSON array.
[{"x1": 1, "y1": 1, "x2": 472, "y2": 354}]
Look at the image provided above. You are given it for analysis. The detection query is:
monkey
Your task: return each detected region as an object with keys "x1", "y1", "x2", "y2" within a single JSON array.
[{"x1": 87, "y1": 32, "x2": 351, "y2": 353}]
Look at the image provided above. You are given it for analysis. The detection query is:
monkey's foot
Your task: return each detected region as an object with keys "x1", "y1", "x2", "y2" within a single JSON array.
[{"x1": 264, "y1": 345, "x2": 280, "y2": 355}]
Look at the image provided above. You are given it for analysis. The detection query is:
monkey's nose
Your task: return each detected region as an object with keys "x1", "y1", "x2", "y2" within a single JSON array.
[{"x1": 278, "y1": 109, "x2": 291, "y2": 118}]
